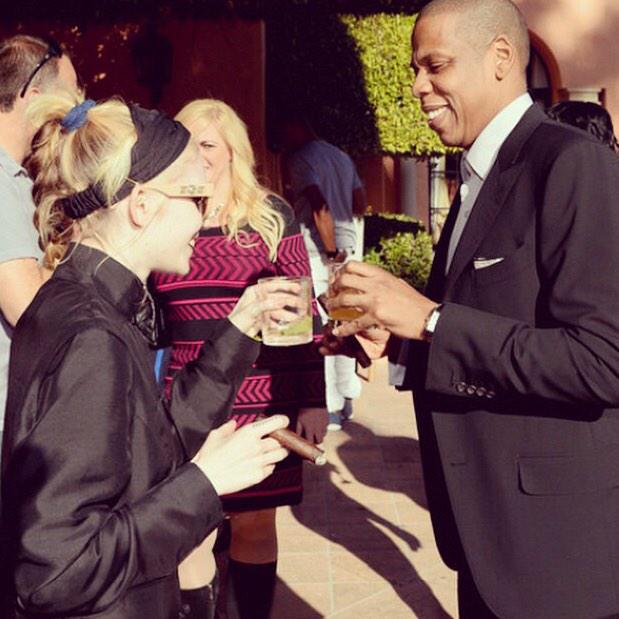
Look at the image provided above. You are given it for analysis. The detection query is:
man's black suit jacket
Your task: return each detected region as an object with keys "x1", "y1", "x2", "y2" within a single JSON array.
[{"x1": 406, "y1": 103, "x2": 619, "y2": 618}]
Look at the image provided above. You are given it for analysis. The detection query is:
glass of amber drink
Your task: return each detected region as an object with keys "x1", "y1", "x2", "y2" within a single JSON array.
[{"x1": 327, "y1": 262, "x2": 364, "y2": 321}]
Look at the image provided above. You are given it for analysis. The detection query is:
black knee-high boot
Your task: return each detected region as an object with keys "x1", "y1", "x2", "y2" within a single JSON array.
[
  {"x1": 179, "y1": 571, "x2": 219, "y2": 619},
  {"x1": 226, "y1": 560, "x2": 277, "y2": 619}
]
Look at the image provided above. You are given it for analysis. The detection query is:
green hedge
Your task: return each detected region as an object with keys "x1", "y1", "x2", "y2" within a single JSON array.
[
  {"x1": 267, "y1": 11, "x2": 446, "y2": 157},
  {"x1": 363, "y1": 212, "x2": 424, "y2": 253},
  {"x1": 341, "y1": 14, "x2": 446, "y2": 156},
  {"x1": 363, "y1": 212, "x2": 433, "y2": 290},
  {"x1": 364, "y1": 230, "x2": 433, "y2": 290}
]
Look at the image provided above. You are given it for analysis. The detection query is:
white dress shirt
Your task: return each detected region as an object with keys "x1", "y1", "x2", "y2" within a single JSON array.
[{"x1": 445, "y1": 93, "x2": 534, "y2": 272}]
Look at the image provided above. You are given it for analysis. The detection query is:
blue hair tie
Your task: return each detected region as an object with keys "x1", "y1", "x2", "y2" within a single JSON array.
[{"x1": 60, "y1": 99, "x2": 96, "y2": 132}]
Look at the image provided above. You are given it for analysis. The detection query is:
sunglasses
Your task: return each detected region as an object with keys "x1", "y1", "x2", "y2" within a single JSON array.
[
  {"x1": 127, "y1": 179, "x2": 214, "y2": 216},
  {"x1": 20, "y1": 38, "x2": 63, "y2": 99}
]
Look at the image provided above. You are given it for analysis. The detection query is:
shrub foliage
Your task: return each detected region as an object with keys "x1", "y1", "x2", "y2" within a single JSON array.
[{"x1": 363, "y1": 213, "x2": 434, "y2": 290}]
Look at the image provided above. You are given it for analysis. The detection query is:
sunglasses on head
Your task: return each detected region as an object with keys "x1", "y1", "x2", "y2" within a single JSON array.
[
  {"x1": 127, "y1": 179, "x2": 214, "y2": 216},
  {"x1": 20, "y1": 38, "x2": 63, "y2": 99}
]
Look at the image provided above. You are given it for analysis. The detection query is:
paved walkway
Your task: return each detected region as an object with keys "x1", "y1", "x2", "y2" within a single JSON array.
[{"x1": 272, "y1": 359, "x2": 457, "y2": 618}]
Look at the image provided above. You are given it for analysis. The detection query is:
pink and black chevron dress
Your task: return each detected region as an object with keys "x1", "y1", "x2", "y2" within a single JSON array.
[{"x1": 150, "y1": 203, "x2": 325, "y2": 511}]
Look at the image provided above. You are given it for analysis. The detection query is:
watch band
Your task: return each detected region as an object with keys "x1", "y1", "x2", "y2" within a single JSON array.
[{"x1": 422, "y1": 304, "x2": 443, "y2": 343}]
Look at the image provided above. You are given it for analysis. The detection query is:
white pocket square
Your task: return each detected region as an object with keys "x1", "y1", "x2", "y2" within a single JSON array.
[{"x1": 473, "y1": 257, "x2": 504, "y2": 270}]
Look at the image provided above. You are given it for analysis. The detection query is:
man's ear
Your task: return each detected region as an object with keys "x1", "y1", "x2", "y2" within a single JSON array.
[
  {"x1": 21, "y1": 85, "x2": 41, "y2": 105},
  {"x1": 493, "y1": 35, "x2": 516, "y2": 80},
  {"x1": 127, "y1": 183, "x2": 154, "y2": 229}
]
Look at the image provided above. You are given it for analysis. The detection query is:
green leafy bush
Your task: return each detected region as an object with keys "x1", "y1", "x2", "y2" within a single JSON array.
[
  {"x1": 364, "y1": 230, "x2": 433, "y2": 290},
  {"x1": 341, "y1": 13, "x2": 446, "y2": 156},
  {"x1": 363, "y1": 211, "x2": 424, "y2": 252}
]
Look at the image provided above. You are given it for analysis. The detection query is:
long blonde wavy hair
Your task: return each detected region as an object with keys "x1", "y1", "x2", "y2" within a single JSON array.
[
  {"x1": 176, "y1": 99, "x2": 285, "y2": 261},
  {"x1": 27, "y1": 91, "x2": 137, "y2": 268}
]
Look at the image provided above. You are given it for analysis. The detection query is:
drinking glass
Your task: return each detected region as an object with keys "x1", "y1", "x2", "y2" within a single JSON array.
[
  {"x1": 258, "y1": 275, "x2": 313, "y2": 346},
  {"x1": 327, "y1": 262, "x2": 364, "y2": 321}
]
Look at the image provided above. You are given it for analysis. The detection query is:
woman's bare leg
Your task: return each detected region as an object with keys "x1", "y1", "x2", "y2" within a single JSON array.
[
  {"x1": 178, "y1": 529, "x2": 218, "y2": 589},
  {"x1": 230, "y1": 508, "x2": 277, "y2": 563}
]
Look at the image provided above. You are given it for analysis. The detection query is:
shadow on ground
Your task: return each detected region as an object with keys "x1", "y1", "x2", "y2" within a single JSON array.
[{"x1": 288, "y1": 420, "x2": 452, "y2": 618}]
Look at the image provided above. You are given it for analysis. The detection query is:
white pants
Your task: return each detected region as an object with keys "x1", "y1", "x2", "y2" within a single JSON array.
[{"x1": 303, "y1": 224, "x2": 362, "y2": 413}]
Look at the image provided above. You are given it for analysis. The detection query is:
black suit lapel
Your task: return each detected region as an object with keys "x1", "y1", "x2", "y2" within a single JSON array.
[{"x1": 442, "y1": 103, "x2": 548, "y2": 296}]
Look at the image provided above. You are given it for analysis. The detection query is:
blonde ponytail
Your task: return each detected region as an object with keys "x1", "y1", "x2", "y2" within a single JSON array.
[{"x1": 27, "y1": 92, "x2": 136, "y2": 268}]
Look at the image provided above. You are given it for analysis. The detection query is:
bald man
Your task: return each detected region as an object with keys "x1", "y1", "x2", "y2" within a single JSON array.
[{"x1": 327, "y1": 0, "x2": 619, "y2": 616}]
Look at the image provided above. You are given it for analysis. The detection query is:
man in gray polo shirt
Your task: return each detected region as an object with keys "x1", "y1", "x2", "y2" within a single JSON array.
[{"x1": 0, "y1": 35, "x2": 78, "y2": 453}]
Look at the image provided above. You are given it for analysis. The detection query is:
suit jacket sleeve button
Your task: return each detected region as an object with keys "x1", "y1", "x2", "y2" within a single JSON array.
[
  {"x1": 466, "y1": 385, "x2": 477, "y2": 395},
  {"x1": 455, "y1": 382, "x2": 467, "y2": 393},
  {"x1": 486, "y1": 390, "x2": 496, "y2": 398},
  {"x1": 476, "y1": 386, "x2": 487, "y2": 397}
]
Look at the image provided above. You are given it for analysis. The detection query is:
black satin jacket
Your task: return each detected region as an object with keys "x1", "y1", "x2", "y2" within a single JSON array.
[{"x1": 0, "y1": 245, "x2": 259, "y2": 618}]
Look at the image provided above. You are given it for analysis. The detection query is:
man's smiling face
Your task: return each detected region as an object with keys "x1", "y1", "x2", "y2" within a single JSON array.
[{"x1": 412, "y1": 11, "x2": 500, "y2": 149}]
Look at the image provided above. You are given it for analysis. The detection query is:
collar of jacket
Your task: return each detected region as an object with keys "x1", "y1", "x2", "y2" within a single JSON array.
[
  {"x1": 496, "y1": 103, "x2": 548, "y2": 171},
  {"x1": 439, "y1": 104, "x2": 548, "y2": 296},
  {"x1": 56, "y1": 244, "x2": 158, "y2": 344}
]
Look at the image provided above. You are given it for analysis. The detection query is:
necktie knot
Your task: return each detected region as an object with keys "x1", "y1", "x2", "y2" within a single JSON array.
[{"x1": 460, "y1": 156, "x2": 473, "y2": 183}]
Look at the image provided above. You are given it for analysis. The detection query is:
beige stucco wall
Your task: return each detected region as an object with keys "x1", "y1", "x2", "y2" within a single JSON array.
[{"x1": 515, "y1": 0, "x2": 619, "y2": 129}]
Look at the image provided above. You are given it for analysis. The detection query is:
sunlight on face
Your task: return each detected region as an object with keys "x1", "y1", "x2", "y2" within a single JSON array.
[
  {"x1": 149, "y1": 143, "x2": 206, "y2": 275},
  {"x1": 187, "y1": 121, "x2": 232, "y2": 187},
  {"x1": 412, "y1": 12, "x2": 498, "y2": 148}
]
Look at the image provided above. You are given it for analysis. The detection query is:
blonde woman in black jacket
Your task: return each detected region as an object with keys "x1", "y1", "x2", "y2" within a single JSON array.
[{"x1": 0, "y1": 92, "x2": 297, "y2": 619}]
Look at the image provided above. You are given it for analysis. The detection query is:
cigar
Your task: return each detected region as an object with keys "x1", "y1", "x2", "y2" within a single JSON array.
[{"x1": 258, "y1": 415, "x2": 327, "y2": 465}]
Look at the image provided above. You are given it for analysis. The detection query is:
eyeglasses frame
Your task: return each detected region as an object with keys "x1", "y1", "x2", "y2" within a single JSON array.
[
  {"x1": 19, "y1": 39, "x2": 63, "y2": 99},
  {"x1": 127, "y1": 179, "x2": 214, "y2": 217}
]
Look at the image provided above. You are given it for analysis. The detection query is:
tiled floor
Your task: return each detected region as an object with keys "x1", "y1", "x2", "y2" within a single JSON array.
[{"x1": 272, "y1": 359, "x2": 457, "y2": 618}]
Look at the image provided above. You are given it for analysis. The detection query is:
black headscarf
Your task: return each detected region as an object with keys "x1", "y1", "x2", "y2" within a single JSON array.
[{"x1": 59, "y1": 104, "x2": 190, "y2": 220}]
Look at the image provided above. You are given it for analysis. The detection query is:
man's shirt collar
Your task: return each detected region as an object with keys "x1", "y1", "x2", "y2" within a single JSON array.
[
  {"x1": 464, "y1": 92, "x2": 533, "y2": 181},
  {"x1": 0, "y1": 143, "x2": 27, "y2": 178}
]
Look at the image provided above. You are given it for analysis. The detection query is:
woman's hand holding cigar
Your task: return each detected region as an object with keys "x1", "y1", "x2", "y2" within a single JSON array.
[{"x1": 193, "y1": 415, "x2": 290, "y2": 495}]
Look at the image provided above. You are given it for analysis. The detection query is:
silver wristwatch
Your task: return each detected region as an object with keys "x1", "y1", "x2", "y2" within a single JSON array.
[{"x1": 422, "y1": 304, "x2": 443, "y2": 343}]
